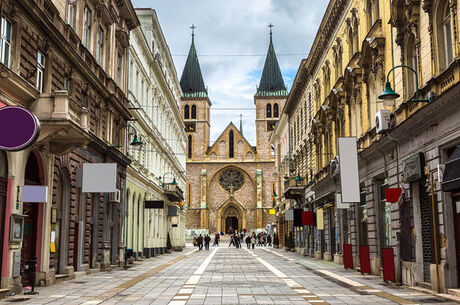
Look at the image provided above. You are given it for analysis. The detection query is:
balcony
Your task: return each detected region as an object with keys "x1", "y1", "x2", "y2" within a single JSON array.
[
  {"x1": 32, "y1": 91, "x2": 92, "y2": 155},
  {"x1": 163, "y1": 183, "x2": 184, "y2": 202},
  {"x1": 283, "y1": 175, "x2": 306, "y2": 201}
]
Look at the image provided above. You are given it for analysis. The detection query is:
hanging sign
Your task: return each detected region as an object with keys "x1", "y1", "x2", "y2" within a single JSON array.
[
  {"x1": 338, "y1": 137, "x2": 360, "y2": 203},
  {"x1": 82, "y1": 163, "x2": 117, "y2": 193},
  {"x1": 385, "y1": 188, "x2": 402, "y2": 203},
  {"x1": 285, "y1": 209, "x2": 294, "y2": 221},
  {"x1": 22, "y1": 185, "x2": 48, "y2": 203},
  {"x1": 316, "y1": 208, "x2": 324, "y2": 230},
  {"x1": 336, "y1": 193, "x2": 350, "y2": 209},
  {"x1": 0, "y1": 106, "x2": 40, "y2": 151},
  {"x1": 301, "y1": 211, "x2": 313, "y2": 225},
  {"x1": 269, "y1": 209, "x2": 276, "y2": 215}
]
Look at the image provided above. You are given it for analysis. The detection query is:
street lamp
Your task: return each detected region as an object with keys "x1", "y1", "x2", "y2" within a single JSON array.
[
  {"x1": 295, "y1": 173, "x2": 302, "y2": 185},
  {"x1": 379, "y1": 65, "x2": 430, "y2": 106},
  {"x1": 127, "y1": 125, "x2": 143, "y2": 147}
]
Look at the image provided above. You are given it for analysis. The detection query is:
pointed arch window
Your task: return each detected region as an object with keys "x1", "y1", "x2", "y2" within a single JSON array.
[
  {"x1": 273, "y1": 103, "x2": 279, "y2": 118},
  {"x1": 191, "y1": 104, "x2": 197, "y2": 119},
  {"x1": 187, "y1": 135, "x2": 192, "y2": 158},
  {"x1": 184, "y1": 105, "x2": 190, "y2": 119},
  {"x1": 437, "y1": 0, "x2": 453, "y2": 71},
  {"x1": 266, "y1": 103, "x2": 272, "y2": 118},
  {"x1": 229, "y1": 130, "x2": 234, "y2": 158}
]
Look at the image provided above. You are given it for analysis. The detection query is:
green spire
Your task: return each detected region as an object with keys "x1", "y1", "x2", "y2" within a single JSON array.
[
  {"x1": 180, "y1": 25, "x2": 208, "y2": 98},
  {"x1": 256, "y1": 25, "x2": 288, "y2": 97}
]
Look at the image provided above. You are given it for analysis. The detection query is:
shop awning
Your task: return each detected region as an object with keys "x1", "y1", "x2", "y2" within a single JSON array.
[{"x1": 442, "y1": 145, "x2": 460, "y2": 192}]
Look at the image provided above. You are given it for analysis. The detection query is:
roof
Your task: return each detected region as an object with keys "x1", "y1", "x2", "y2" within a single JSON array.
[
  {"x1": 207, "y1": 122, "x2": 256, "y2": 155},
  {"x1": 255, "y1": 34, "x2": 288, "y2": 97},
  {"x1": 180, "y1": 36, "x2": 208, "y2": 98}
]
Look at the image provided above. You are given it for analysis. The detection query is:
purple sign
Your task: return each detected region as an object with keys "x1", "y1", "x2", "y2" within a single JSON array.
[{"x1": 0, "y1": 106, "x2": 40, "y2": 151}]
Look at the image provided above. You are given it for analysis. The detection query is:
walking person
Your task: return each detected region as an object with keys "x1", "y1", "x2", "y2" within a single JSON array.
[
  {"x1": 267, "y1": 234, "x2": 272, "y2": 246},
  {"x1": 204, "y1": 234, "x2": 211, "y2": 251},
  {"x1": 245, "y1": 235, "x2": 251, "y2": 249},
  {"x1": 229, "y1": 234, "x2": 235, "y2": 247},
  {"x1": 197, "y1": 234, "x2": 203, "y2": 251},
  {"x1": 251, "y1": 235, "x2": 256, "y2": 249},
  {"x1": 193, "y1": 234, "x2": 197, "y2": 247},
  {"x1": 213, "y1": 233, "x2": 218, "y2": 246}
]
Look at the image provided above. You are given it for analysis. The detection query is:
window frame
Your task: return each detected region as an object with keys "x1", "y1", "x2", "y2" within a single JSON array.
[
  {"x1": 184, "y1": 105, "x2": 190, "y2": 119},
  {"x1": 83, "y1": 6, "x2": 92, "y2": 49},
  {"x1": 266, "y1": 103, "x2": 272, "y2": 118},
  {"x1": 0, "y1": 17, "x2": 11, "y2": 68},
  {"x1": 36, "y1": 51, "x2": 45, "y2": 93},
  {"x1": 97, "y1": 26, "x2": 104, "y2": 65}
]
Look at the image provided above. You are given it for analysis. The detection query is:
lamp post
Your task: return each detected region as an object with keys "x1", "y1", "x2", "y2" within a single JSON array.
[
  {"x1": 378, "y1": 65, "x2": 431, "y2": 106},
  {"x1": 112, "y1": 124, "x2": 143, "y2": 150}
]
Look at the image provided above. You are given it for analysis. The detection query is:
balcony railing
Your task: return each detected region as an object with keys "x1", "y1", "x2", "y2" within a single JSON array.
[
  {"x1": 283, "y1": 175, "x2": 306, "y2": 200},
  {"x1": 163, "y1": 183, "x2": 184, "y2": 202}
]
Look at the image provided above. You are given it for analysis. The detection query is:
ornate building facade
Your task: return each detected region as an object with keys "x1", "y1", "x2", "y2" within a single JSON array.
[
  {"x1": 183, "y1": 32, "x2": 286, "y2": 234},
  {"x1": 125, "y1": 9, "x2": 186, "y2": 259},
  {"x1": 272, "y1": 0, "x2": 460, "y2": 293}
]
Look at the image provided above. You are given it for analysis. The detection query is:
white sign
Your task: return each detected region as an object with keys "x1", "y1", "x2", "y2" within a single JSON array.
[
  {"x1": 22, "y1": 185, "x2": 48, "y2": 202},
  {"x1": 335, "y1": 193, "x2": 350, "y2": 209},
  {"x1": 82, "y1": 163, "x2": 117, "y2": 193},
  {"x1": 285, "y1": 210, "x2": 294, "y2": 221},
  {"x1": 338, "y1": 137, "x2": 360, "y2": 203}
]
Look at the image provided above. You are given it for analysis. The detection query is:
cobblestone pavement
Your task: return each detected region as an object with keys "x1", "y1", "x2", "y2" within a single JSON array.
[{"x1": 0, "y1": 245, "x2": 456, "y2": 305}]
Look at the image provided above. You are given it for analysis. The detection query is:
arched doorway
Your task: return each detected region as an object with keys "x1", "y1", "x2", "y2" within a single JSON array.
[
  {"x1": 0, "y1": 150, "x2": 8, "y2": 276},
  {"x1": 22, "y1": 151, "x2": 44, "y2": 286},
  {"x1": 54, "y1": 169, "x2": 70, "y2": 274},
  {"x1": 222, "y1": 205, "x2": 242, "y2": 234}
]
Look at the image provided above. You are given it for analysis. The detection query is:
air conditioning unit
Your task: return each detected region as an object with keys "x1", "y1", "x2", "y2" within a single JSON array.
[
  {"x1": 376, "y1": 109, "x2": 391, "y2": 134},
  {"x1": 109, "y1": 189, "x2": 121, "y2": 203}
]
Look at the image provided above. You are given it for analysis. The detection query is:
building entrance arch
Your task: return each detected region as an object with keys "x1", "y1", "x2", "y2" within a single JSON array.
[{"x1": 217, "y1": 199, "x2": 246, "y2": 234}]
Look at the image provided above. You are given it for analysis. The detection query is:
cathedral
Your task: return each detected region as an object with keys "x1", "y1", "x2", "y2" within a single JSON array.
[{"x1": 181, "y1": 29, "x2": 288, "y2": 234}]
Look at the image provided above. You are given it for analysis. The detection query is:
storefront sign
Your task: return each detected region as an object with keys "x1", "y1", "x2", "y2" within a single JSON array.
[
  {"x1": 316, "y1": 208, "x2": 324, "y2": 230},
  {"x1": 145, "y1": 200, "x2": 164, "y2": 209},
  {"x1": 82, "y1": 163, "x2": 117, "y2": 193},
  {"x1": 335, "y1": 193, "x2": 350, "y2": 209},
  {"x1": 403, "y1": 153, "x2": 423, "y2": 183},
  {"x1": 338, "y1": 137, "x2": 360, "y2": 203},
  {"x1": 301, "y1": 211, "x2": 313, "y2": 225},
  {"x1": 0, "y1": 106, "x2": 40, "y2": 151},
  {"x1": 269, "y1": 208, "x2": 276, "y2": 215},
  {"x1": 22, "y1": 185, "x2": 48, "y2": 202},
  {"x1": 285, "y1": 209, "x2": 294, "y2": 221}
]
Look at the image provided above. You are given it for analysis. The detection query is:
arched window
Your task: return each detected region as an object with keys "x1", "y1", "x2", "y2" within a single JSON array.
[
  {"x1": 266, "y1": 103, "x2": 272, "y2": 118},
  {"x1": 184, "y1": 105, "x2": 189, "y2": 119},
  {"x1": 405, "y1": 33, "x2": 418, "y2": 96},
  {"x1": 348, "y1": 26, "x2": 354, "y2": 58},
  {"x1": 273, "y1": 103, "x2": 279, "y2": 118},
  {"x1": 191, "y1": 104, "x2": 197, "y2": 119},
  {"x1": 187, "y1": 135, "x2": 192, "y2": 158},
  {"x1": 437, "y1": 0, "x2": 453, "y2": 71},
  {"x1": 229, "y1": 130, "x2": 234, "y2": 158}
]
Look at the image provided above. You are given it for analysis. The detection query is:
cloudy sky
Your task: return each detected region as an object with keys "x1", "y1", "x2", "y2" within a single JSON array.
[{"x1": 132, "y1": 0, "x2": 328, "y2": 145}]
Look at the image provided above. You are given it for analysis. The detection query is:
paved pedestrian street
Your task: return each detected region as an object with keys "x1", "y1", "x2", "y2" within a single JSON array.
[{"x1": 1, "y1": 246, "x2": 456, "y2": 305}]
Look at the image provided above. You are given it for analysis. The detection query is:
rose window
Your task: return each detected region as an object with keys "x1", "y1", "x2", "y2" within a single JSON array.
[{"x1": 219, "y1": 168, "x2": 244, "y2": 192}]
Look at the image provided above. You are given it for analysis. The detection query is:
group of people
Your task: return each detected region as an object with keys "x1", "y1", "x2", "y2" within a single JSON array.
[{"x1": 193, "y1": 230, "x2": 272, "y2": 251}]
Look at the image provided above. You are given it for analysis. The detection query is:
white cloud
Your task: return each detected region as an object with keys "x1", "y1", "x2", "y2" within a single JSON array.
[{"x1": 132, "y1": 0, "x2": 328, "y2": 145}]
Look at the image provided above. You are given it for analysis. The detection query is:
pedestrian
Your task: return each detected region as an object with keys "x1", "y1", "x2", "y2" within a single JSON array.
[
  {"x1": 251, "y1": 236, "x2": 256, "y2": 249},
  {"x1": 213, "y1": 233, "x2": 218, "y2": 246},
  {"x1": 236, "y1": 234, "x2": 240, "y2": 248},
  {"x1": 193, "y1": 234, "x2": 197, "y2": 247},
  {"x1": 204, "y1": 234, "x2": 211, "y2": 251},
  {"x1": 245, "y1": 235, "x2": 251, "y2": 249},
  {"x1": 216, "y1": 232, "x2": 220, "y2": 246},
  {"x1": 229, "y1": 234, "x2": 235, "y2": 247},
  {"x1": 267, "y1": 234, "x2": 272, "y2": 246},
  {"x1": 197, "y1": 234, "x2": 203, "y2": 251}
]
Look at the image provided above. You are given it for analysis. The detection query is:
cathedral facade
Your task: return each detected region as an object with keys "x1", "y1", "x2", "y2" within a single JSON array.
[{"x1": 181, "y1": 31, "x2": 288, "y2": 234}]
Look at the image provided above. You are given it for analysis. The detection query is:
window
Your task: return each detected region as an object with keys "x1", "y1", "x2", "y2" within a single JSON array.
[
  {"x1": 266, "y1": 103, "x2": 272, "y2": 118},
  {"x1": 81, "y1": 92, "x2": 87, "y2": 107},
  {"x1": 97, "y1": 27, "x2": 104, "y2": 65},
  {"x1": 348, "y1": 26, "x2": 354, "y2": 58},
  {"x1": 184, "y1": 105, "x2": 190, "y2": 119},
  {"x1": 437, "y1": 1, "x2": 453, "y2": 71},
  {"x1": 67, "y1": 2, "x2": 75, "y2": 28},
  {"x1": 64, "y1": 77, "x2": 70, "y2": 92},
  {"x1": 271, "y1": 144, "x2": 275, "y2": 159},
  {"x1": 405, "y1": 34, "x2": 418, "y2": 96},
  {"x1": 191, "y1": 104, "x2": 197, "y2": 119},
  {"x1": 0, "y1": 18, "x2": 11, "y2": 67},
  {"x1": 229, "y1": 130, "x2": 234, "y2": 158},
  {"x1": 83, "y1": 7, "x2": 91, "y2": 49},
  {"x1": 273, "y1": 103, "x2": 279, "y2": 118},
  {"x1": 36, "y1": 52, "x2": 45, "y2": 93},
  {"x1": 117, "y1": 52, "x2": 122, "y2": 85},
  {"x1": 187, "y1": 135, "x2": 192, "y2": 158}
]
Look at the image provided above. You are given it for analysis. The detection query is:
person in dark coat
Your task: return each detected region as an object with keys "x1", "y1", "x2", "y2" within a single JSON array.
[
  {"x1": 204, "y1": 235, "x2": 211, "y2": 251},
  {"x1": 197, "y1": 234, "x2": 203, "y2": 251},
  {"x1": 245, "y1": 235, "x2": 251, "y2": 249},
  {"x1": 267, "y1": 234, "x2": 272, "y2": 246}
]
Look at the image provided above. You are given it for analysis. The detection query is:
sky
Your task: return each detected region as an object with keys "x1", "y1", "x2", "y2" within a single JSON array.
[{"x1": 132, "y1": 0, "x2": 328, "y2": 145}]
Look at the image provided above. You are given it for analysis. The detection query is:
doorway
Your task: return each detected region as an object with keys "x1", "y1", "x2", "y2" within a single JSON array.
[
  {"x1": 22, "y1": 151, "x2": 42, "y2": 286},
  {"x1": 0, "y1": 150, "x2": 7, "y2": 275},
  {"x1": 226, "y1": 217, "x2": 238, "y2": 234},
  {"x1": 452, "y1": 193, "x2": 460, "y2": 286}
]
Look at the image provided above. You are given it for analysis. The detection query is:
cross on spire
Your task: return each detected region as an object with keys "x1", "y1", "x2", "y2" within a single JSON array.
[
  {"x1": 190, "y1": 24, "x2": 196, "y2": 40},
  {"x1": 268, "y1": 23, "x2": 274, "y2": 37}
]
